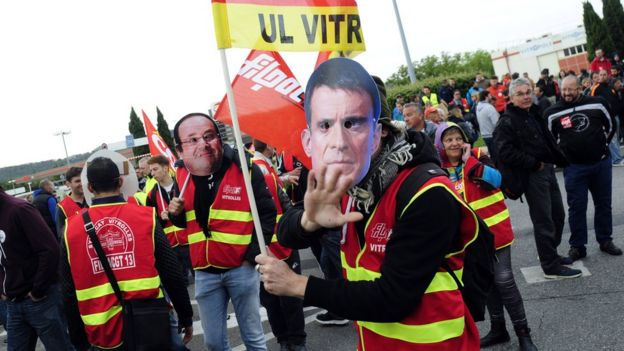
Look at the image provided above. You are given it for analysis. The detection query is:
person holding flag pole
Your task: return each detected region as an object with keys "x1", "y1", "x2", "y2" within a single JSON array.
[{"x1": 167, "y1": 112, "x2": 276, "y2": 351}]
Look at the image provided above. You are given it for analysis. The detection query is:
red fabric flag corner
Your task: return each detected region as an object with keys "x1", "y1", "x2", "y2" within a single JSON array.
[
  {"x1": 142, "y1": 110, "x2": 178, "y2": 170},
  {"x1": 214, "y1": 50, "x2": 311, "y2": 169}
]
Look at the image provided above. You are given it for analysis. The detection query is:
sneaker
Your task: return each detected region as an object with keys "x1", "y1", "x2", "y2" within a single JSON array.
[
  {"x1": 315, "y1": 311, "x2": 349, "y2": 326},
  {"x1": 612, "y1": 160, "x2": 624, "y2": 167},
  {"x1": 600, "y1": 240, "x2": 623, "y2": 256},
  {"x1": 568, "y1": 246, "x2": 587, "y2": 261},
  {"x1": 543, "y1": 266, "x2": 582, "y2": 280}
]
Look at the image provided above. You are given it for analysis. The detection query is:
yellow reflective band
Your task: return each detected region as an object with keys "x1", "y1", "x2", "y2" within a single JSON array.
[
  {"x1": 340, "y1": 252, "x2": 380, "y2": 281},
  {"x1": 81, "y1": 305, "x2": 122, "y2": 326},
  {"x1": 164, "y1": 225, "x2": 183, "y2": 234},
  {"x1": 271, "y1": 234, "x2": 279, "y2": 243},
  {"x1": 186, "y1": 210, "x2": 196, "y2": 222},
  {"x1": 359, "y1": 316, "x2": 465, "y2": 344},
  {"x1": 76, "y1": 276, "x2": 162, "y2": 301},
  {"x1": 187, "y1": 231, "x2": 205, "y2": 244},
  {"x1": 210, "y1": 209, "x2": 253, "y2": 222},
  {"x1": 210, "y1": 231, "x2": 252, "y2": 245},
  {"x1": 276, "y1": 214, "x2": 283, "y2": 222},
  {"x1": 425, "y1": 269, "x2": 463, "y2": 294},
  {"x1": 469, "y1": 192, "x2": 505, "y2": 211},
  {"x1": 484, "y1": 209, "x2": 510, "y2": 227}
]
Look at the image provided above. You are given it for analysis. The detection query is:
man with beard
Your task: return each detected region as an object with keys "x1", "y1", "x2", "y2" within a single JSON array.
[
  {"x1": 168, "y1": 113, "x2": 275, "y2": 351},
  {"x1": 545, "y1": 75, "x2": 622, "y2": 261},
  {"x1": 256, "y1": 58, "x2": 480, "y2": 350}
]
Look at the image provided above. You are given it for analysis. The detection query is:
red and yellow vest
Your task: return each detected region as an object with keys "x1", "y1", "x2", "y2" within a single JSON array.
[
  {"x1": 340, "y1": 168, "x2": 480, "y2": 351},
  {"x1": 177, "y1": 163, "x2": 254, "y2": 269},
  {"x1": 64, "y1": 202, "x2": 163, "y2": 349},
  {"x1": 58, "y1": 196, "x2": 85, "y2": 220},
  {"x1": 252, "y1": 157, "x2": 292, "y2": 260},
  {"x1": 443, "y1": 148, "x2": 514, "y2": 250},
  {"x1": 148, "y1": 183, "x2": 187, "y2": 248}
]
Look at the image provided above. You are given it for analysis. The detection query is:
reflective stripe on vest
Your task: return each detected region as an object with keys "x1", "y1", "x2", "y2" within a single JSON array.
[
  {"x1": 178, "y1": 162, "x2": 254, "y2": 269},
  {"x1": 340, "y1": 169, "x2": 478, "y2": 349},
  {"x1": 65, "y1": 202, "x2": 162, "y2": 348}
]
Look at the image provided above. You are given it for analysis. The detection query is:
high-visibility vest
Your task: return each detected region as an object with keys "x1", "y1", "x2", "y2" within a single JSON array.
[
  {"x1": 64, "y1": 202, "x2": 163, "y2": 349},
  {"x1": 443, "y1": 148, "x2": 514, "y2": 250},
  {"x1": 177, "y1": 162, "x2": 254, "y2": 269},
  {"x1": 58, "y1": 196, "x2": 85, "y2": 220},
  {"x1": 340, "y1": 168, "x2": 480, "y2": 350},
  {"x1": 252, "y1": 157, "x2": 292, "y2": 260},
  {"x1": 147, "y1": 182, "x2": 187, "y2": 247},
  {"x1": 134, "y1": 177, "x2": 158, "y2": 205},
  {"x1": 422, "y1": 93, "x2": 439, "y2": 107}
]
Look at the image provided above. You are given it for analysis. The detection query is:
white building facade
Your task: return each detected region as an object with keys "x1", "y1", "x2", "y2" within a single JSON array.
[{"x1": 491, "y1": 26, "x2": 589, "y2": 80}]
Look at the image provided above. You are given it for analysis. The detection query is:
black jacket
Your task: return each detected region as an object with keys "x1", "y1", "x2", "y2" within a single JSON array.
[
  {"x1": 277, "y1": 131, "x2": 466, "y2": 322},
  {"x1": 545, "y1": 95, "x2": 615, "y2": 164},
  {"x1": 0, "y1": 191, "x2": 59, "y2": 300},
  {"x1": 33, "y1": 190, "x2": 57, "y2": 237},
  {"x1": 590, "y1": 82, "x2": 623, "y2": 117},
  {"x1": 493, "y1": 103, "x2": 568, "y2": 190}
]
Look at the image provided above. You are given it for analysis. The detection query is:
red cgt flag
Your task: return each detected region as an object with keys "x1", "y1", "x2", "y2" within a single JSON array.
[
  {"x1": 142, "y1": 110, "x2": 178, "y2": 170},
  {"x1": 215, "y1": 50, "x2": 311, "y2": 169}
]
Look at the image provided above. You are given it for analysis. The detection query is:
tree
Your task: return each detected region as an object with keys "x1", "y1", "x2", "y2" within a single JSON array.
[
  {"x1": 584, "y1": 1, "x2": 615, "y2": 61},
  {"x1": 602, "y1": 0, "x2": 624, "y2": 54},
  {"x1": 385, "y1": 49, "x2": 494, "y2": 88},
  {"x1": 128, "y1": 107, "x2": 150, "y2": 157},
  {"x1": 156, "y1": 106, "x2": 177, "y2": 157}
]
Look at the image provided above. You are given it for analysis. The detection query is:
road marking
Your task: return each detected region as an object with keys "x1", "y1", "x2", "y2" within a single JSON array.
[{"x1": 521, "y1": 260, "x2": 591, "y2": 284}]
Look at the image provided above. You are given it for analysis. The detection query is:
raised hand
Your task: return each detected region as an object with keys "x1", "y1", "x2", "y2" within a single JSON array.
[{"x1": 300, "y1": 165, "x2": 363, "y2": 232}]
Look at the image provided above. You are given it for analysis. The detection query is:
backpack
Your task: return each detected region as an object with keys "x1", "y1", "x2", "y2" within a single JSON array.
[{"x1": 409, "y1": 163, "x2": 496, "y2": 322}]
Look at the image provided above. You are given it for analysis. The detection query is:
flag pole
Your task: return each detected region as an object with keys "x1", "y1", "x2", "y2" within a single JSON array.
[{"x1": 218, "y1": 48, "x2": 268, "y2": 255}]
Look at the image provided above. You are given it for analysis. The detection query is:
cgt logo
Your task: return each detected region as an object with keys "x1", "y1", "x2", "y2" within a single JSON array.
[{"x1": 369, "y1": 223, "x2": 392, "y2": 242}]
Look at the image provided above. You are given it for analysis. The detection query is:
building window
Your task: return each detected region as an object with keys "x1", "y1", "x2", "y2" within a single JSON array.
[
  {"x1": 564, "y1": 48, "x2": 570, "y2": 56},
  {"x1": 570, "y1": 46, "x2": 577, "y2": 55},
  {"x1": 577, "y1": 45, "x2": 584, "y2": 53},
  {"x1": 583, "y1": 44, "x2": 587, "y2": 52}
]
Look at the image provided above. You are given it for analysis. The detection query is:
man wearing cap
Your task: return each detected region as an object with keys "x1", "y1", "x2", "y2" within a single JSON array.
[
  {"x1": 167, "y1": 113, "x2": 276, "y2": 351},
  {"x1": 256, "y1": 58, "x2": 480, "y2": 350},
  {"x1": 60, "y1": 157, "x2": 193, "y2": 350}
]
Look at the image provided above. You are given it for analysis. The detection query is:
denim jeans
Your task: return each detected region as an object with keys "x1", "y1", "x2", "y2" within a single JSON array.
[
  {"x1": 523, "y1": 164, "x2": 566, "y2": 274},
  {"x1": 6, "y1": 284, "x2": 73, "y2": 351},
  {"x1": 564, "y1": 157, "x2": 613, "y2": 249},
  {"x1": 483, "y1": 137, "x2": 497, "y2": 163},
  {"x1": 310, "y1": 229, "x2": 342, "y2": 281},
  {"x1": 0, "y1": 299, "x2": 6, "y2": 330},
  {"x1": 195, "y1": 265, "x2": 266, "y2": 351},
  {"x1": 609, "y1": 117, "x2": 623, "y2": 164}
]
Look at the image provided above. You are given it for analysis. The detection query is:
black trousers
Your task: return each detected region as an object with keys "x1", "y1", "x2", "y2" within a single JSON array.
[
  {"x1": 523, "y1": 164, "x2": 566, "y2": 274},
  {"x1": 486, "y1": 246, "x2": 528, "y2": 328},
  {"x1": 260, "y1": 250, "x2": 307, "y2": 345}
]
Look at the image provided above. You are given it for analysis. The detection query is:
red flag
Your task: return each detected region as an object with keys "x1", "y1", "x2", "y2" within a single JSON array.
[
  {"x1": 215, "y1": 50, "x2": 311, "y2": 169},
  {"x1": 142, "y1": 110, "x2": 178, "y2": 170}
]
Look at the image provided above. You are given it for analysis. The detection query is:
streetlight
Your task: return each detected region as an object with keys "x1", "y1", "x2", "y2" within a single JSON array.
[
  {"x1": 54, "y1": 131, "x2": 71, "y2": 167},
  {"x1": 392, "y1": 0, "x2": 417, "y2": 84}
]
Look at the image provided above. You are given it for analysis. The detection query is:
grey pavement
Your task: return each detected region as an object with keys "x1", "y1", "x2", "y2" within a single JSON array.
[{"x1": 18, "y1": 166, "x2": 624, "y2": 350}]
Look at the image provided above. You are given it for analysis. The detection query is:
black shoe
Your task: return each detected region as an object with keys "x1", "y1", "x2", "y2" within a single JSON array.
[
  {"x1": 568, "y1": 246, "x2": 586, "y2": 261},
  {"x1": 559, "y1": 255, "x2": 574, "y2": 265},
  {"x1": 600, "y1": 240, "x2": 623, "y2": 256},
  {"x1": 543, "y1": 266, "x2": 582, "y2": 280},
  {"x1": 515, "y1": 326, "x2": 538, "y2": 351},
  {"x1": 480, "y1": 322, "x2": 510, "y2": 348},
  {"x1": 279, "y1": 343, "x2": 290, "y2": 351},
  {"x1": 315, "y1": 311, "x2": 349, "y2": 326}
]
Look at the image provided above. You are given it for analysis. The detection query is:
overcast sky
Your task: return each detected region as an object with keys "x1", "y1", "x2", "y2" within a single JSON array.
[{"x1": 0, "y1": 0, "x2": 602, "y2": 169}]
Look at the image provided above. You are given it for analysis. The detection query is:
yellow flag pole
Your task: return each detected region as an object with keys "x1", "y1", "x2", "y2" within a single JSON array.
[{"x1": 218, "y1": 48, "x2": 268, "y2": 255}]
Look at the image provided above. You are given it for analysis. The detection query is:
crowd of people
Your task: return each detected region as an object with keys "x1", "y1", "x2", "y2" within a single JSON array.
[{"x1": 0, "y1": 50, "x2": 622, "y2": 351}]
